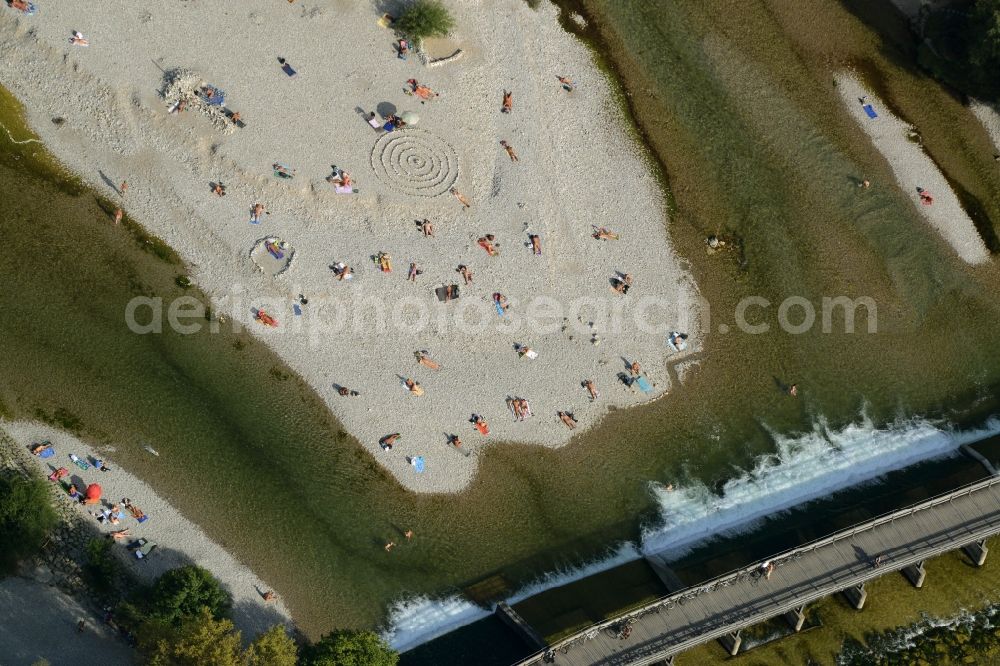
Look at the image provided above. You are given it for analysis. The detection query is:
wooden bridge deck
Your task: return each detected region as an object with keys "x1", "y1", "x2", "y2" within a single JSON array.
[{"x1": 517, "y1": 476, "x2": 1000, "y2": 666}]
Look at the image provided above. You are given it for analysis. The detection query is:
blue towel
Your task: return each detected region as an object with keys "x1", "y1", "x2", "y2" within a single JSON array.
[
  {"x1": 281, "y1": 63, "x2": 297, "y2": 78},
  {"x1": 863, "y1": 104, "x2": 877, "y2": 119},
  {"x1": 293, "y1": 303, "x2": 302, "y2": 316},
  {"x1": 494, "y1": 300, "x2": 505, "y2": 317}
]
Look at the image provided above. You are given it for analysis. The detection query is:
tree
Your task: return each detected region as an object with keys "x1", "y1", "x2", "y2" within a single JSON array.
[
  {"x1": 246, "y1": 625, "x2": 298, "y2": 666},
  {"x1": 300, "y1": 630, "x2": 398, "y2": 666},
  {"x1": 84, "y1": 537, "x2": 120, "y2": 595},
  {"x1": 919, "y1": 0, "x2": 1000, "y2": 101},
  {"x1": 147, "y1": 565, "x2": 231, "y2": 625},
  {"x1": 144, "y1": 607, "x2": 243, "y2": 666},
  {"x1": 966, "y1": 0, "x2": 1000, "y2": 98},
  {"x1": 0, "y1": 473, "x2": 57, "y2": 574},
  {"x1": 395, "y1": 0, "x2": 455, "y2": 41}
]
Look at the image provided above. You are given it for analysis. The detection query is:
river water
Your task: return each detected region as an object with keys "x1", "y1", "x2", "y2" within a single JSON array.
[{"x1": 2, "y1": 0, "x2": 1000, "y2": 645}]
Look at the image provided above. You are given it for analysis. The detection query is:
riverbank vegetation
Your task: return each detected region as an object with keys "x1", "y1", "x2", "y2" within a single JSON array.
[
  {"x1": 113, "y1": 564, "x2": 396, "y2": 666},
  {"x1": 0, "y1": 471, "x2": 57, "y2": 574},
  {"x1": 919, "y1": 0, "x2": 1000, "y2": 102}
]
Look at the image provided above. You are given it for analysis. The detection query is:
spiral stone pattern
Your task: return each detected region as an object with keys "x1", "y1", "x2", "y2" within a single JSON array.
[{"x1": 370, "y1": 128, "x2": 459, "y2": 197}]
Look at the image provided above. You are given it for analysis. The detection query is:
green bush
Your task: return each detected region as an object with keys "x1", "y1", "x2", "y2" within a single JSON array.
[
  {"x1": 146, "y1": 565, "x2": 231, "y2": 625},
  {"x1": 395, "y1": 0, "x2": 455, "y2": 41},
  {"x1": 0, "y1": 473, "x2": 57, "y2": 574},
  {"x1": 300, "y1": 630, "x2": 398, "y2": 666},
  {"x1": 84, "y1": 537, "x2": 120, "y2": 594}
]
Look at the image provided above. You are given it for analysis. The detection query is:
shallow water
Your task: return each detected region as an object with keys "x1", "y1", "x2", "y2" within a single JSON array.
[{"x1": 3, "y1": 0, "x2": 1000, "y2": 643}]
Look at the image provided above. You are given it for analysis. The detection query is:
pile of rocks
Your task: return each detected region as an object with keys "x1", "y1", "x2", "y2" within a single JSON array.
[{"x1": 161, "y1": 67, "x2": 235, "y2": 134}]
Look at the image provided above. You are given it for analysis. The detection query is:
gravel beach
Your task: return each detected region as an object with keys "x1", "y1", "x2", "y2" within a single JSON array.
[
  {"x1": 5, "y1": 420, "x2": 293, "y2": 639},
  {"x1": 0, "y1": 0, "x2": 700, "y2": 493},
  {"x1": 835, "y1": 72, "x2": 989, "y2": 264}
]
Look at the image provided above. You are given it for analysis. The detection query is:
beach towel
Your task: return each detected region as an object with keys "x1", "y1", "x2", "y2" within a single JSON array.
[
  {"x1": 368, "y1": 116, "x2": 382, "y2": 129},
  {"x1": 382, "y1": 120, "x2": 396, "y2": 132},
  {"x1": 281, "y1": 63, "x2": 297, "y2": 78},
  {"x1": 293, "y1": 303, "x2": 302, "y2": 316},
  {"x1": 334, "y1": 185, "x2": 355, "y2": 194},
  {"x1": 494, "y1": 300, "x2": 505, "y2": 317},
  {"x1": 863, "y1": 104, "x2": 877, "y2": 119},
  {"x1": 48, "y1": 467, "x2": 69, "y2": 482},
  {"x1": 203, "y1": 88, "x2": 225, "y2": 106},
  {"x1": 635, "y1": 376, "x2": 653, "y2": 393},
  {"x1": 524, "y1": 349, "x2": 538, "y2": 360},
  {"x1": 39, "y1": 447, "x2": 55, "y2": 459},
  {"x1": 70, "y1": 453, "x2": 89, "y2": 470}
]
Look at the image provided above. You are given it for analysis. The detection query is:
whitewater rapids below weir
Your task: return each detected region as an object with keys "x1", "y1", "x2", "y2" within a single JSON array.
[{"x1": 382, "y1": 414, "x2": 1000, "y2": 652}]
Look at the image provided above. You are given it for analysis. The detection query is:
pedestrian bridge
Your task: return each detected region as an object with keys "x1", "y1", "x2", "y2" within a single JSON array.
[{"x1": 511, "y1": 474, "x2": 1000, "y2": 666}]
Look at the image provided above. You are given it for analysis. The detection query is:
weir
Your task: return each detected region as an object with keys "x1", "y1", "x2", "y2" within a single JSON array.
[{"x1": 514, "y1": 475, "x2": 1000, "y2": 666}]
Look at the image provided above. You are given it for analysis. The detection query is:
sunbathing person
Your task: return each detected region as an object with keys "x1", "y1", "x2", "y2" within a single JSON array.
[
  {"x1": 457, "y1": 265, "x2": 472, "y2": 284},
  {"x1": 478, "y1": 235, "x2": 498, "y2": 256},
  {"x1": 30, "y1": 442, "x2": 52, "y2": 455},
  {"x1": 558, "y1": 411, "x2": 578, "y2": 429},
  {"x1": 251, "y1": 202, "x2": 266, "y2": 223},
  {"x1": 451, "y1": 188, "x2": 471, "y2": 208},
  {"x1": 584, "y1": 380, "x2": 598, "y2": 401},
  {"x1": 415, "y1": 351, "x2": 440, "y2": 370},
  {"x1": 494, "y1": 293, "x2": 510, "y2": 312},
  {"x1": 379, "y1": 433, "x2": 401, "y2": 451},
  {"x1": 328, "y1": 170, "x2": 353, "y2": 188},
  {"x1": 500, "y1": 140, "x2": 519, "y2": 162},
  {"x1": 471, "y1": 414, "x2": 489, "y2": 435},
  {"x1": 70, "y1": 32, "x2": 89, "y2": 47},
  {"x1": 331, "y1": 262, "x2": 353, "y2": 281},
  {"x1": 502, "y1": 90, "x2": 513, "y2": 113},
  {"x1": 421, "y1": 219, "x2": 435, "y2": 237},
  {"x1": 593, "y1": 226, "x2": 619, "y2": 240},
  {"x1": 109, "y1": 529, "x2": 131, "y2": 541},
  {"x1": 407, "y1": 79, "x2": 439, "y2": 100},
  {"x1": 630, "y1": 361, "x2": 641, "y2": 376},
  {"x1": 212, "y1": 182, "x2": 226, "y2": 196},
  {"x1": 404, "y1": 379, "x2": 424, "y2": 396},
  {"x1": 529, "y1": 234, "x2": 541, "y2": 255}
]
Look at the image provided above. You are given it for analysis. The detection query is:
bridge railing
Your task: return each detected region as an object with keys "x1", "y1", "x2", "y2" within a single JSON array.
[{"x1": 516, "y1": 472, "x2": 1000, "y2": 665}]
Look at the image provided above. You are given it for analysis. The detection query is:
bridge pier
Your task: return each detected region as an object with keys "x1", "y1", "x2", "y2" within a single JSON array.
[
  {"x1": 902, "y1": 560, "x2": 926, "y2": 588},
  {"x1": 964, "y1": 539, "x2": 989, "y2": 567},
  {"x1": 718, "y1": 630, "x2": 741, "y2": 656},
  {"x1": 494, "y1": 602, "x2": 548, "y2": 652},
  {"x1": 784, "y1": 605, "x2": 807, "y2": 632},
  {"x1": 843, "y1": 582, "x2": 867, "y2": 610}
]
